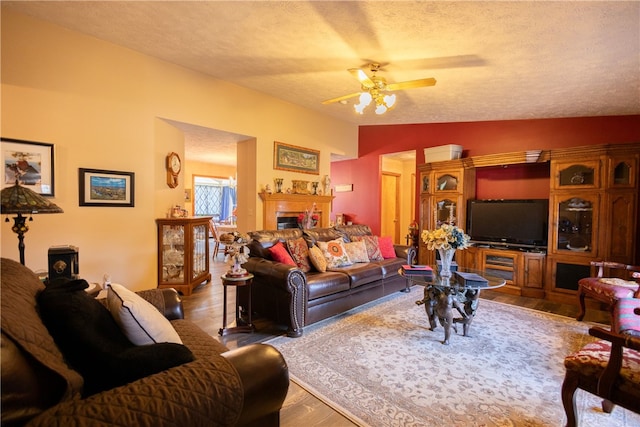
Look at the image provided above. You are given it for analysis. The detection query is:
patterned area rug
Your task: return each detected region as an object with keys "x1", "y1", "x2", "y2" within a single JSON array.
[{"x1": 268, "y1": 288, "x2": 640, "y2": 427}]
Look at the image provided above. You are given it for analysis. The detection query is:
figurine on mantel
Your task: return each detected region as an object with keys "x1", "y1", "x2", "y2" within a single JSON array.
[
  {"x1": 264, "y1": 184, "x2": 273, "y2": 194},
  {"x1": 322, "y1": 175, "x2": 331, "y2": 195}
]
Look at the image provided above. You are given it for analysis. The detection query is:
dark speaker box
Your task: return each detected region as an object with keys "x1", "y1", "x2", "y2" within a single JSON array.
[{"x1": 48, "y1": 245, "x2": 79, "y2": 280}]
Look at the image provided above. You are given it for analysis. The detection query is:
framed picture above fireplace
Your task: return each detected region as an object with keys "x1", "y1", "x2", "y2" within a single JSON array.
[{"x1": 274, "y1": 141, "x2": 320, "y2": 175}]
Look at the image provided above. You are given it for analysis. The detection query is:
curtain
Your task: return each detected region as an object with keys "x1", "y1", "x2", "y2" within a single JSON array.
[{"x1": 221, "y1": 187, "x2": 237, "y2": 221}]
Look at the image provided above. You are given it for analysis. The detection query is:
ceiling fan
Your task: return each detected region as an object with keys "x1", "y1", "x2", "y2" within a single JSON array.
[{"x1": 322, "y1": 63, "x2": 437, "y2": 115}]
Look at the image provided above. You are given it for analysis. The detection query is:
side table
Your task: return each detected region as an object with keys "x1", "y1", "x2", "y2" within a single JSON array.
[{"x1": 219, "y1": 273, "x2": 255, "y2": 336}]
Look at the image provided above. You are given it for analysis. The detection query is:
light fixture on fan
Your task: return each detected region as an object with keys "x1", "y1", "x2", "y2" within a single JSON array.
[
  {"x1": 322, "y1": 63, "x2": 435, "y2": 116},
  {"x1": 354, "y1": 90, "x2": 397, "y2": 115}
]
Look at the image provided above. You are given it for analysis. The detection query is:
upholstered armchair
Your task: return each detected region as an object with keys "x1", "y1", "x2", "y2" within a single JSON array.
[
  {"x1": 561, "y1": 307, "x2": 640, "y2": 427},
  {"x1": 576, "y1": 261, "x2": 640, "y2": 322}
]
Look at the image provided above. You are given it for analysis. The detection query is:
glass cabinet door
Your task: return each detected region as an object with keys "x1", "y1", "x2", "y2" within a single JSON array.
[
  {"x1": 420, "y1": 171, "x2": 431, "y2": 194},
  {"x1": 435, "y1": 197, "x2": 460, "y2": 227},
  {"x1": 552, "y1": 160, "x2": 600, "y2": 190},
  {"x1": 161, "y1": 224, "x2": 185, "y2": 282},
  {"x1": 435, "y1": 173, "x2": 459, "y2": 192},
  {"x1": 607, "y1": 156, "x2": 637, "y2": 188},
  {"x1": 192, "y1": 223, "x2": 208, "y2": 278},
  {"x1": 552, "y1": 195, "x2": 599, "y2": 256}
]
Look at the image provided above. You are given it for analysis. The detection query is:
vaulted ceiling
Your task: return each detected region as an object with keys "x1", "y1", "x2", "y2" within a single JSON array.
[{"x1": 4, "y1": 1, "x2": 639, "y2": 164}]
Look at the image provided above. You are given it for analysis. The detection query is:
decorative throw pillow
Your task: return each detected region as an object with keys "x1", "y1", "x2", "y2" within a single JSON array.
[
  {"x1": 107, "y1": 283, "x2": 182, "y2": 345},
  {"x1": 345, "y1": 241, "x2": 370, "y2": 263},
  {"x1": 286, "y1": 237, "x2": 312, "y2": 272},
  {"x1": 37, "y1": 278, "x2": 194, "y2": 397},
  {"x1": 308, "y1": 245, "x2": 327, "y2": 272},
  {"x1": 268, "y1": 241, "x2": 297, "y2": 266},
  {"x1": 317, "y1": 238, "x2": 353, "y2": 268},
  {"x1": 377, "y1": 236, "x2": 397, "y2": 259},
  {"x1": 351, "y1": 235, "x2": 384, "y2": 261}
]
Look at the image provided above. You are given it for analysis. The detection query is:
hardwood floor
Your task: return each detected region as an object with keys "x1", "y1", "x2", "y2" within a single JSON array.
[{"x1": 180, "y1": 252, "x2": 611, "y2": 426}]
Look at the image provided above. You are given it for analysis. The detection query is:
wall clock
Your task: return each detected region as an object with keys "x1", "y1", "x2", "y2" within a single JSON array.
[{"x1": 166, "y1": 152, "x2": 181, "y2": 188}]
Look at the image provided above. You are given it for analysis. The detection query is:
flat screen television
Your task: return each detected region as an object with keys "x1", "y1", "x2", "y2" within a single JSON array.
[{"x1": 466, "y1": 199, "x2": 549, "y2": 249}]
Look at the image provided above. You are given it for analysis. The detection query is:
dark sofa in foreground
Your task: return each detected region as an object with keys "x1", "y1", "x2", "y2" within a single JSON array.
[
  {"x1": 244, "y1": 224, "x2": 416, "y2": 337},
  {"x1": 1, "y1": 257, "x2": 289, "y2": 427}
]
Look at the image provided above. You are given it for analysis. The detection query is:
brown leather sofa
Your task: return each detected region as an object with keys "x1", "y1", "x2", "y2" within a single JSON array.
[
  {"x1": 244, "y1": 224, "x2": 416, "y2": 338},
  {"x1": 1, "y1": 257, "x2": 289, "y2": 427}
]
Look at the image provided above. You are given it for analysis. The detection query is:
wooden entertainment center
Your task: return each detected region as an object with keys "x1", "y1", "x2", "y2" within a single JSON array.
[{"x1": 417, "y1": 142, "x2": 639, "y2": 305}]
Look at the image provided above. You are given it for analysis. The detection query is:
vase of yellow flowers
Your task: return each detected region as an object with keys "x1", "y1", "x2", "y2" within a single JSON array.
[{"x1": 421, "y1": 224, "x2": 470, "y2": 277}]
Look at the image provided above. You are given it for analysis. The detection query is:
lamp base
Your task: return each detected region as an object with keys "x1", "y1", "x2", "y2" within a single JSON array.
[{"x1": 10, "y1": 213, "x2": 29, "y2": 265}]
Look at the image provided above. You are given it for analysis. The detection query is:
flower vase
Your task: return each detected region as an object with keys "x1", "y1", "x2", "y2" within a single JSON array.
[{"x1": 438, "y1": 247, "x2": 456, "y2": 278}]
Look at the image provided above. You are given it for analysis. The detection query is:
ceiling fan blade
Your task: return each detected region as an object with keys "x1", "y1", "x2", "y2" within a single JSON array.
[
  {"x1": 321, "y1": 92, "x2": 361, "y2": 105},
  {"x1": 386, "y1": 78, "x2": 437, "y2": 91},
  {"x1": 348, "y1": 68, "x2": 375, "y2": 89}
]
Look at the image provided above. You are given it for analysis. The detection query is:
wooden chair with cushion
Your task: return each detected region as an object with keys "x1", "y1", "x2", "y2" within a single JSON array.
[
  {"x1": 561, "y1": 306, "x2": 640, "y2": 427},
  {"x1": 209, "y1": 220, "x2": 225, "y2": 260},
  {"x1": 576, "y1": 261, "x2": 640, "y2": 322}
]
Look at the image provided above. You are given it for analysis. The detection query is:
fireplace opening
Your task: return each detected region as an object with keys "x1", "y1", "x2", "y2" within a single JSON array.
[{"x1": 277, "y1": 216, "x2": 299, "y2": 230}]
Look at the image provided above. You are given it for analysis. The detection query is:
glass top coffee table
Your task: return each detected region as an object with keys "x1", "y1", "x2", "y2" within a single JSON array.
[{"x1": 400, "y1": 267, "x2": 506, "y2": 344}]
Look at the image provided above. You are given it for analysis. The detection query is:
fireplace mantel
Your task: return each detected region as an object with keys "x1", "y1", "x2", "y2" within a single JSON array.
[{"x1": 259, "y1": 192, "x2": 334, "y2": 229}]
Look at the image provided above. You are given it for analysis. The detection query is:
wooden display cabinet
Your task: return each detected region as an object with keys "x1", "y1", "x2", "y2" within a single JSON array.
[
  {"x1": 156, "y1": 217, "x2": 211, "y2": 296},
  {"x1": 417, "y1": 162, "x2": 475, "y2": 265},
  {"x1": 545, "y1": 144, "x2": 639, "y2": 304},
  {"x1": 417, "y1": 143, "x2": 638, "y2": 306}
]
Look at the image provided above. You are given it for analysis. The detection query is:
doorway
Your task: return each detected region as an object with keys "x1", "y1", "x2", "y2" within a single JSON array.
[
  {"x1": 381, "y1": 172, "x2": 400, "y2": 243},
  {"x1": 380, "y1": 150, "x2": 416, "y2": 244}
]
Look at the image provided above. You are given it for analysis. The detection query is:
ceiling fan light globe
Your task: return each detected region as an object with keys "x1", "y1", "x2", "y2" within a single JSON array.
[
  {"x1": 359, "y1": 92, "x2": 372, "y2": 106},
  {"x1": 384, "y1": 94, "x2": 396, "y2": 108},
  {"x1": 354, "y1": 103, "x2": 366, "y2": 114},
  {"x1": 375, "y1": 104, "x2": 387, "y2": 115}
]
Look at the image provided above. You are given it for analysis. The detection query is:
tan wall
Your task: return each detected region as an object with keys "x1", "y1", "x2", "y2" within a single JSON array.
[{"x1": 1, "y1": 9, "x2": 357, "y2": 289}]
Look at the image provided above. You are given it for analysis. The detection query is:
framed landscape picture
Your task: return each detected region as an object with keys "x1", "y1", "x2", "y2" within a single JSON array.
[
  {"x1": 79, "y1": 168, "x2": 135, "y2": 207},
  {"x1": 1, "y1": 137, "x2": 55, "y2": 196},
  {"x1": 274, "y1": 141, "x2": 320, "y2": 175}
]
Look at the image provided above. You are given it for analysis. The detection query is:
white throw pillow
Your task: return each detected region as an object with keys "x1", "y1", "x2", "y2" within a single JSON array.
[{"x1": 107, "y1": 283, "x2": 182, "y2": 345}]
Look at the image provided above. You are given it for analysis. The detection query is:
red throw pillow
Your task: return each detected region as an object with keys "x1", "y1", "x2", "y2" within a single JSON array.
[
  {"x1": 377, "y1": 236, "x2": 396, "y2": 259},
  {"x1": 268, "y1": 241, "x2": 296, "y2": 266}
]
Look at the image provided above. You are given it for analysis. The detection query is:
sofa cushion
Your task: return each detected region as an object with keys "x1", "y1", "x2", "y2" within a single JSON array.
[
  {"x1": 268, "y1": 241, "x2": 296, "y2": 266},
  {"x1": 107, "y1": 283, "x2": 182, "y2": 345},
  {"x1": 378, "y1": 236, "x2": 397, "y2": 259},
  {"x1": 308, "y1": 245, "x2": 328, "y2": 272},
  {"x1": 330, "y1": 263, "x2": 384, "y2": 288},
  {"x1": 286, "y1": 237, "x2": 312, "y2": 272},
  {"x1": 351, "y1": 235, "x2": 384, "y2": 261},
  {"x1": 373, "y1": 257, "x2": 406, "y2": 279},
  {"x1": 306, "y1": 271, "x2": 351, "y2": 300},
  {"x1": 303, "y1": 227, "x2": 346, "y2": 246},
  {"x1": 335, "y1": 224, "x2": 373, "y2": 239},
  {"x1": 345, "y1": 241, "x2": 370, "y2": 263},
  {"x1": 318, "y1": 238, "x2": 353, "y2": 268},
  {"x1": 37, "y1": 278, "x2": 194, "y2": 396}
]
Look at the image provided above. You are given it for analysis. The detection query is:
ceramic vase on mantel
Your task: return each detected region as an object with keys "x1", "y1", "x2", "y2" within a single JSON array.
[{"x1": 437, "y1": 247, "x2": 456, "y2": 278}]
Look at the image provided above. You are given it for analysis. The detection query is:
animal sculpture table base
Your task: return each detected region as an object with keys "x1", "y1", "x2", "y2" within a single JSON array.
[{"x1": 416, "y1": 283, "x2": 480, "y2": 345}]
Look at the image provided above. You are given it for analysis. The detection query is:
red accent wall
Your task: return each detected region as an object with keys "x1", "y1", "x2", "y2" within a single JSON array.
[{"x1": 331, "y1": 115, "x2": 640, "y2": 235}]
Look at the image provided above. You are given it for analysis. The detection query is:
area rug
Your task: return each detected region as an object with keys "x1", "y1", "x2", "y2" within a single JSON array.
[{"x1": 267, "y1": 289, "x2": 640, "y2": 427}]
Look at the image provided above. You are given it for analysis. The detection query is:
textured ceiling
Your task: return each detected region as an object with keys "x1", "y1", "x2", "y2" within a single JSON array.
[{"x1": 4, "y1": 1, "x2": 639, "y2": 165}]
